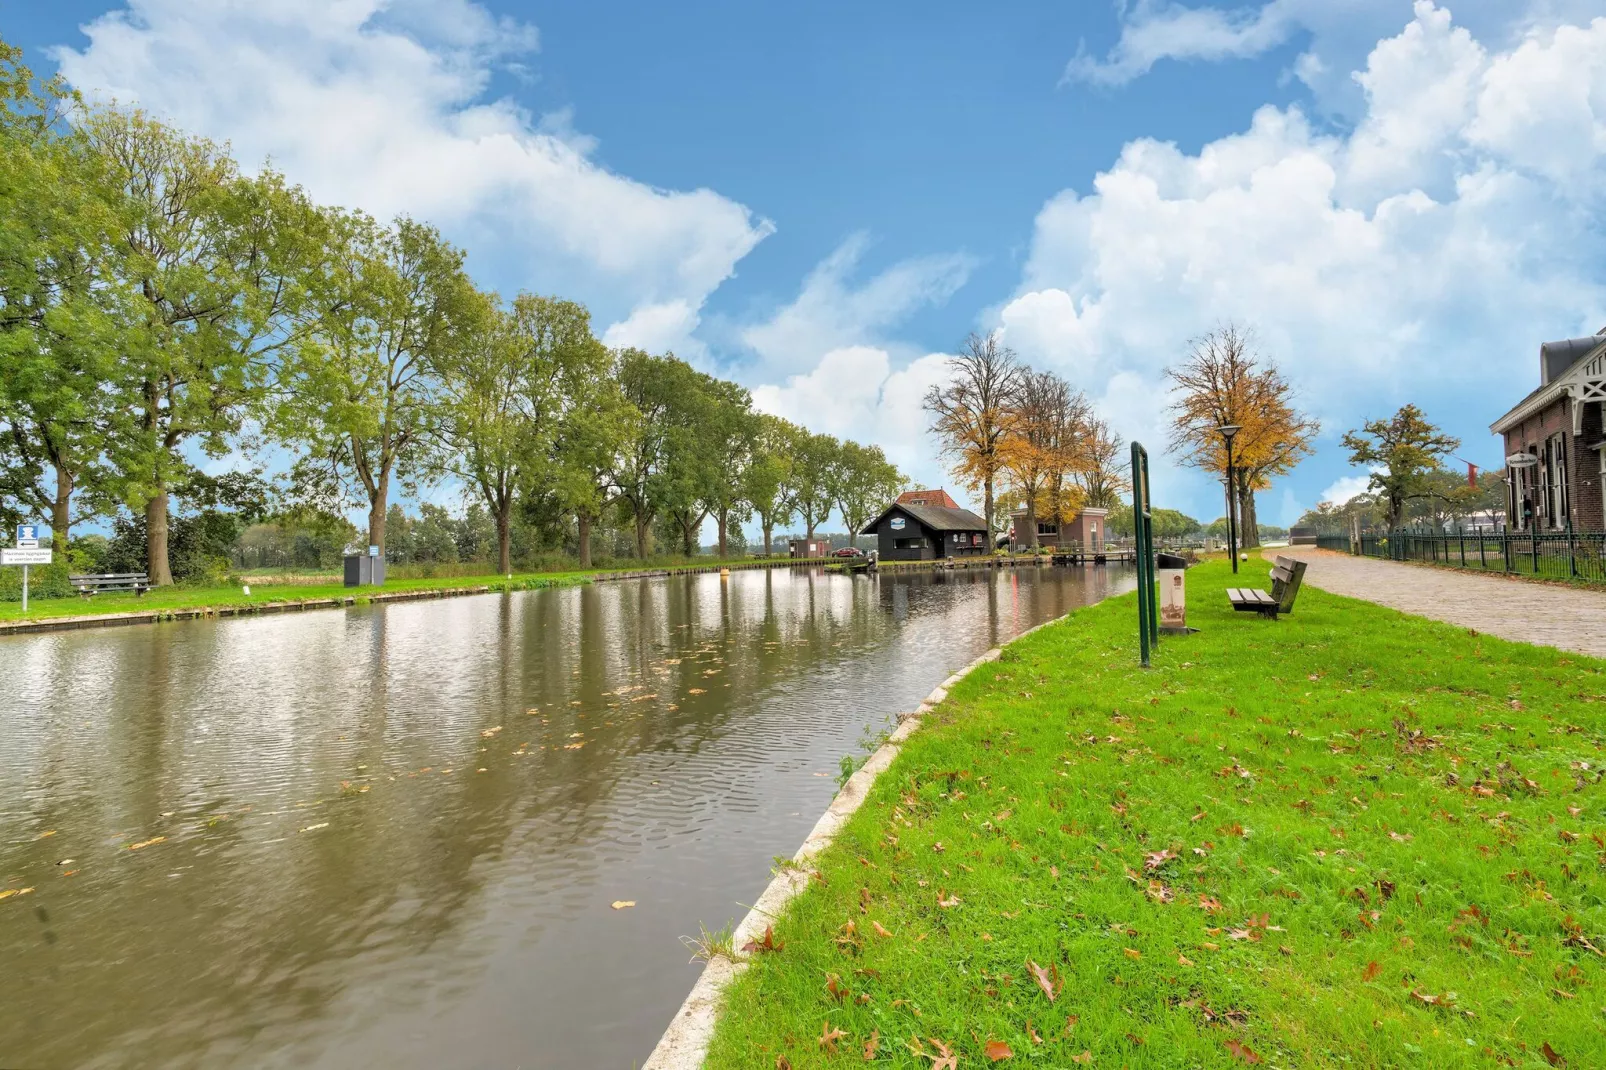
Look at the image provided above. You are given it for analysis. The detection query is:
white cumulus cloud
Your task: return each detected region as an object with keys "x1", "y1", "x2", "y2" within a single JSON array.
[{"x1": 52, "y1": 0, "x2": 773, "y2": 338}]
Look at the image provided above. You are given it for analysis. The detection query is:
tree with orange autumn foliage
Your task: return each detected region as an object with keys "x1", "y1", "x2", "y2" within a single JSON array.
[
  {"x1": 1165, "y1": 325, "x2": 1317, "y2": 548},
  {"x1": 923, "y1": 333, "x2": 1023, "y2": 540},
  {"x1": 1000, "y1": 368, "x2": 1090, "y2": 549}
]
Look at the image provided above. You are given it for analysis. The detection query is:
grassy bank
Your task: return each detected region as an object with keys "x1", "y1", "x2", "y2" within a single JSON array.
[
  {"x1": 0, "y1": 557, "x2": 767, "y2": 623},
  {"x1": 705, "y1": 557, "x2": 1604, "y2": 1068}
]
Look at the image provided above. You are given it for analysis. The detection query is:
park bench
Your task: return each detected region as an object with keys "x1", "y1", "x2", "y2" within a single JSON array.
[
  {"x1": 70, "y1": 572, "x2": 150, "y2": 598},
  {"x1": 1226, "y1": 555, "x2": 1306, "y2": 618}
]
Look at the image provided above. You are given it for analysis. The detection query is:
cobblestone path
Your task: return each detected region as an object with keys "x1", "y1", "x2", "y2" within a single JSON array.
[{"x1": 1278, "y1": 548, "x2": 1606, "y2": 659}]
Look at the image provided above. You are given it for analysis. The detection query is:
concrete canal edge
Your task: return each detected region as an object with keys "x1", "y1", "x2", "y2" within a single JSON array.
[{"x1": 640, "y1": 612, "x2": 1070, "y2": 1070}]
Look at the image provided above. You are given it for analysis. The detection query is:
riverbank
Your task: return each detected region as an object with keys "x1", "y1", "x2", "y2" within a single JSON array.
[
  {"x1": 0, "y1": 557, "x2": 798, "y2": 633},
  {"x1": 695, "y1": 556, "x2": 1604, "y2": 1068}
]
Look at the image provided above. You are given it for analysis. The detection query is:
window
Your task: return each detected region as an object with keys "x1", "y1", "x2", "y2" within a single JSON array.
[
  {"x1": 1546, "y1": 432, "x2": 1569, "y2": 530},
  {"x1": 1037, "y1": 522, "x2": 1058, "y2": 536}
]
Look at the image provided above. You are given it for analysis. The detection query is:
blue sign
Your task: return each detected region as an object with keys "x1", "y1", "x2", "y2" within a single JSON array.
[
  {"x1": 16, "y1": 524, "x2": 42, "y2": 545},
  {"x1": 890, "y1": 517, "x2": 905, "y2": 531},
  {"x1": 368, "y1": 545, "x2": 379, "y2": 557}
]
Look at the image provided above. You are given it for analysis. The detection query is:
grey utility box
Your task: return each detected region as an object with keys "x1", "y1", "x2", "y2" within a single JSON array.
[{"x1": 343, "y1": 550, "x2": 386, "y2": 587}]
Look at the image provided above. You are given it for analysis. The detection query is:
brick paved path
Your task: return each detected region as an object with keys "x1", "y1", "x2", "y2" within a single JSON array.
[{"x1": 1280, "y1": 548, "x2": 1606, "y2": 659}]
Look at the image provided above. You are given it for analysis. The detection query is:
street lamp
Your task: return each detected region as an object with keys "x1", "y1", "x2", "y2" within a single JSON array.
[{"x1": 1219, "y1": 424, "x2": 1242, "y2": 574}]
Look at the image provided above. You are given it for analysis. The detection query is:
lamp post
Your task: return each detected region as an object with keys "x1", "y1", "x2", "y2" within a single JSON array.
[{"x1": 1219, "y1": 424, "x2": 1242, "y2": 574}]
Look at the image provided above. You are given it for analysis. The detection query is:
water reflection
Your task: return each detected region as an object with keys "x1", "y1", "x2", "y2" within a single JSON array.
[{"x1": 0, "y1": 564, "x2": 1132, "y2": 1069}]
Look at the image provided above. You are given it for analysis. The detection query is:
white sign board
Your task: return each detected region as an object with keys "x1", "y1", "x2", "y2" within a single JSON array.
[{"x1": 2, "y1": 547, "x2": 52, "y2": 566}]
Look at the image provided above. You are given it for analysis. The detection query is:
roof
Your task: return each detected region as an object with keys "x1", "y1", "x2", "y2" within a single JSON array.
[
  {"x1": 897, "y1": 488, "x2": 960, "y2": 509},
  {"x1": 863, "y1": 501, "x2": 988, "y2": 535},
  {"x1": 1490, "y1": 333, "x2": 1606, "y2": 434}
]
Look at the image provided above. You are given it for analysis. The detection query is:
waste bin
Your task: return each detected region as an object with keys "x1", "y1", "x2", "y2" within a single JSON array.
[
  {"x1": 343, "y1": 547, "x2": 386, "y2": 587},
  {"x1": 1155, "y1": 552, "x2": 1192, "y2": 633}
]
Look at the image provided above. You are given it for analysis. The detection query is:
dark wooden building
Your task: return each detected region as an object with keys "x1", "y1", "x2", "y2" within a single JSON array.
[{"x1": 862, "y1": 501, "x2": 989, "y2": 561}]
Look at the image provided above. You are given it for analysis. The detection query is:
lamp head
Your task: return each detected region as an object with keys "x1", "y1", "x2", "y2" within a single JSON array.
[{"x1": 1218, "y1": 424, "x2": 1243, "y2": 443}]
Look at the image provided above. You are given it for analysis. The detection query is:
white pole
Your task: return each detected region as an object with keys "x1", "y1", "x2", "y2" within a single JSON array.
[{"x1": 20, "y1": 563, "x2": 27, "y2": 614}]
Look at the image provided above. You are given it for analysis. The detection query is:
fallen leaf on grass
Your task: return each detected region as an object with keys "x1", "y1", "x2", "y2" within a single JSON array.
[
  {"x1": 1071, "y1": 1052, "x2": 1092, "y2": 1065},
  {"x1": 1542, "y1": 1041, "x2": 1566, "y2": 1066},
  {"x1": 1026, "y1": 1020, "x2": 1043, "y2": 1045},
  {"x1": 1027, "y1": 960, "x2": 1061, "y2": 1002},
  {"x1": 776, "y1": 1057, "x2": 791, "y2": 1070},
  {"x1": 863, "y1": 1029, "x2": 879, "y2": 1059},
  {"x1": 872, "y1": 921, "x2": 893, "y2": 938},
  {"x1": 985, "y1": 1038, "x2": 1013, "y2": 1060},
  {"x1": 1178, "y1": 953, "x2": 1195, "y2": 967},
  {"x1": 819, "y1": 1021, "x2": 847, "y2": 1053},
  {"x1": 743, "y1": 925, "x2": 785, "y2": 953},
  {"x1": 1224, "y1": 1038, "x2": 1263, "y2": 1064},
  {"x1": 937, "y1": 891, "x2": 961, "y2": 908},
  {"x1": 1361, "y1": 961, "x2": 1381, "y2": 981},
  {"x1": 128, "y1": 836, "x2": 167, "y2": 849},
  {"x1": 909, "y1": 1037, "x2": 957, "y2": 1070},
  {"x1": 826, "y1": 974, "x2": 847, "y2": 1003},
  {"x1": 611, "y1": 900, "x2": 636, "y2": 910}
]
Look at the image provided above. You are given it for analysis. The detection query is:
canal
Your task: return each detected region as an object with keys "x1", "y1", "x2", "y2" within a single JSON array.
[{"x1": 0, "y1": 564, "x2": 1133, "y2": 1069}]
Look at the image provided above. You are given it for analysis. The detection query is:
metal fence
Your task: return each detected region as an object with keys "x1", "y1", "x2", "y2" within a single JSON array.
[{"x1": 1317, "y1": 530, "x2": 1606, "y2": 584}]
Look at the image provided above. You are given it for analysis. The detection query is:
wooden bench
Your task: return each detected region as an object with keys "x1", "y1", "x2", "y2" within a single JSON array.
[
  {"x1": 70, "y1": 573, "x2": 150, "y2": 598},
  {"x1": 1226, "y1": 555, "x2": 1306, "y2": 618}
]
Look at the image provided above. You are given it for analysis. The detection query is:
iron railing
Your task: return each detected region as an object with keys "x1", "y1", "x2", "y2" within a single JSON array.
[{"x1": 1319, "y1": 529, "x2": 1606, "y2": 585}]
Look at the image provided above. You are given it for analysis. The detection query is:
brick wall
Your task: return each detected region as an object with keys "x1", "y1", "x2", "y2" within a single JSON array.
[{"x1": 1503, "y1": 396, "x2": 1604, "y2": 532}]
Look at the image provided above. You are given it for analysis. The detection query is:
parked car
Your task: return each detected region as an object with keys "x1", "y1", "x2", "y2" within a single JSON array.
[{"x1": 831, "y1": 546, "x2": 865, "y2": 558}]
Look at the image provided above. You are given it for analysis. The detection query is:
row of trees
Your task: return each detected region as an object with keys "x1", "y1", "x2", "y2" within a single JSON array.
[
  {"x1": 923, "y1": 335, "x2": 1129, "y2": 548},
  {"x1": 0, "y1": 38, "x2": 907, "y2": 585}
]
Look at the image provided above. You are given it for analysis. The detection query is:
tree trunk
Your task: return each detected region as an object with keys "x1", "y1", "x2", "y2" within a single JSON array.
[
  {"x1": 145, "y1": 488, "x2": 172, "y2": 586},
  {"x1": 983, "y1": 476, "x2": 995, "y2": 546},
  {"x1": 1024, "y1": 495, "x2": 1038, "y2": 551},
  {"x1": 367, "y1": 476, "x2": 389, "y2": 555},
  {"x1": 634, "y1": 512, "x2": 649, "y2": 559},
  {"x1": 52, "y1": 461, "x2": 73, "y2": 545},
  {"x1": 1237, "y1": 477, "x2": 1259, "y2": 549},
  {"x1": 717, "y1": 510, "x2": 729, "y2": 559},
  {"x1": 681, "y1": 515, "x2": 697, "y2": 557},
  {"x1": 762, "y1": 521, "x2": 773, "y2": 557},
  {"x1": 577, "y1": 513, "x2": 593, "y2": 569},
  {"x1": 496, "y1": 501, "x2": 512, "y2": 575}
]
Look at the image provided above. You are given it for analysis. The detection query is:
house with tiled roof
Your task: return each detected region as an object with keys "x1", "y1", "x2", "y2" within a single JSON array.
[{"x1": 1490, "y1": 331, "x2": 1606, "y2": 532}]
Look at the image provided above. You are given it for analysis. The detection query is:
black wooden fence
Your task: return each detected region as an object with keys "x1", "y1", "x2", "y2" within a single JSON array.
[{"x1": 1317, "y1": 530, "x2": 1606, "y2": 584}]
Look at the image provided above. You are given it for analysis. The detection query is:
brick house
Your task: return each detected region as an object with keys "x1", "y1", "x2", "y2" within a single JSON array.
[
  {"x1": 1490, "y1": 332, "x2": 1606, "y2": 532},
  {"x1": 1007, "y1": 507, "x2": 1108, "y2": 551}
]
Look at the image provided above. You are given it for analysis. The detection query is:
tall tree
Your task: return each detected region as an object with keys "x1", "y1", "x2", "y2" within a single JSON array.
[
  {"x1": 743, "y1": 414, "x2": 796, "y2": 557},
  {"x1": 613, "y1": 351, "x2": 710, "y2": 558},
  {"x1": 789, "y1": 430, "x2": 840, "y2": 542},
  {"x1": 0, "y1": 44, "x2": 119, "y2": 539},
  {"x1": 1340, "y1": 404, "x2": 1460, "y2": 530},
  {"x1": 86, "y1": 108, "x2": 322, "y2": 584},
  {"x1": 700, "y1": 379, "x2": 758, "y2": 559},
  {"x1": 924, "y1": 332, "x2": 1022, "y2": 540},
  {"x1": 280, "y1": 212, "x2": 477, "y2": 557},
  {"x1": 1070, "y1": 416, "x2": 1129, "y2": 511},
  {"x1": 1002, "y1": 369, "x2": 1086, "y2": 549},
  {"x1": 1166, "y1": 325, "x2": 1317, "y2": 549},
  {"x1": 550, "y1": 350, "x2": 634, "y2": 569},
  {"x1": 436, "y1": 292, "x2": 603, "y2": 574},
  {"x1": 830, "y1": 439, "x2": 906, "y2": 548}
]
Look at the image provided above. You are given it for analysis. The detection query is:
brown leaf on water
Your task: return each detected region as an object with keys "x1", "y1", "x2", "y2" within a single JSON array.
[
  {"x1": 863, "y1": 1029, "x2": 879, "y2": 1059},
  {"x1": 1362, "y1": 961, "x2": 1381, "y2": 981},
  {"x1": 0, "y1": 888, "x2": 34, "y2": 900},
  {"x1": 1542, "y1": 1041, "x2": 1567, "y2": 1066},
  {"x1": 743, "y1": 925, "x2": 785, "y2": 953},
  {"x1": 872, "y1": 921, "x2": 893, "y2": 938},
  {"x1": 985, "y1": 1038, "x2": 1014, "y2": 1060},
  {"x1": 1224, "y1": 1038, "x2": 1263, "y2": 1064},
  {"x1": 1027, "y1": 960, "x2": 1061, "y2": 1002},
  {"x1": 937, "y1": 891, "x2": 962, "y2": 908},
  {"x1": 819, "y1": 1021, "x2": 847, "y2": 1053},
  {"x1": 128, "y1": 836, "x2": 168, "y2": 849},
  {"x1": 610, "y1": 900, "x2": 636, "y2": 910}
]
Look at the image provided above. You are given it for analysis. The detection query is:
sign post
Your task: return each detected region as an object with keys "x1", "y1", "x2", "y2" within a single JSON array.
[
  {"x1": 1130, "y1": 442, "x2": 1157, "y2": 668},
  {"x1": 3, "y1": 535, "x2": 53, "y2": 614}
]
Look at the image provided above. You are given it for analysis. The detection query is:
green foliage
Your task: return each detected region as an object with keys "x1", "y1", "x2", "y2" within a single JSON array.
[
  {"x1": 1341, "y1": 404, "x2": 1461, "y2": 529},
  {"x1": 705, "y1": 558, "x2": 1605, "y2": 1069}
]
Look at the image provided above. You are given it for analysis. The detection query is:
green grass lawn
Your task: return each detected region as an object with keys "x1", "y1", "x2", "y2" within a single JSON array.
[
  {"x1": 705, "y1": 557, "x2": 1604, "y2": 1068},
  {"x1": 0, "y1": 557, "x2": 764, "y2": 623}
]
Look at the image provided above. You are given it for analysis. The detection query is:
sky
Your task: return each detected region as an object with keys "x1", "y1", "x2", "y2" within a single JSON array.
[{"x1": 6, "y1": 0, "x2": 1606, "y2": 536}]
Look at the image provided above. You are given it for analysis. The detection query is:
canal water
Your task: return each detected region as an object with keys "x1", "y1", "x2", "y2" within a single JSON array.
[{"x1": 0, "y1": 564, "x2": 1133, "y2": 1069}]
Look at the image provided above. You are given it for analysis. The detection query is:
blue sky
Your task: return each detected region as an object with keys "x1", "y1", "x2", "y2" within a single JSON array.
[{"x1": 6, "y1": 0, "x2": 1606, "y2": 531}]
